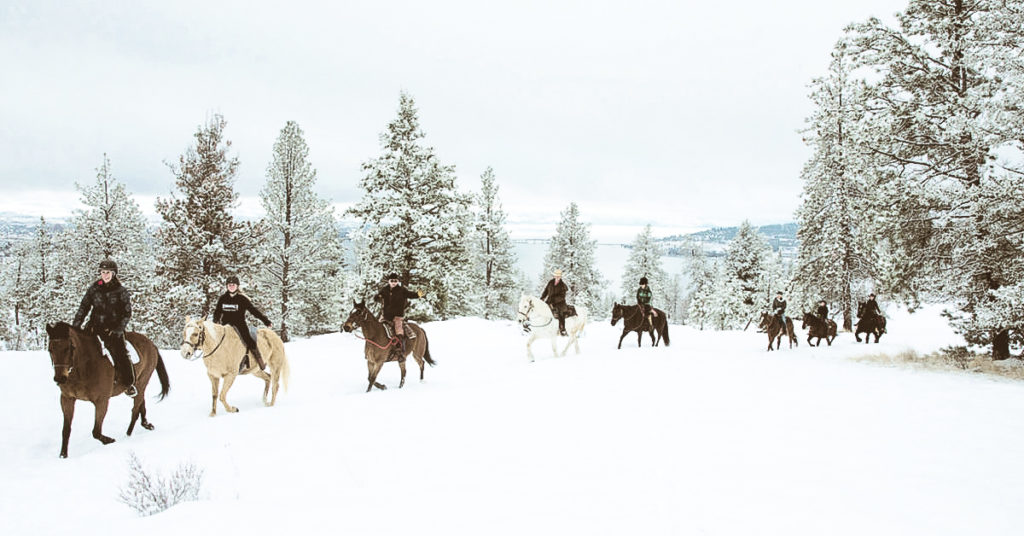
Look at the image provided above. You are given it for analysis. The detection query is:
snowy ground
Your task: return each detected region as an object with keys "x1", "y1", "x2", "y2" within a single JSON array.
[{"x1": 3, "y1": 305, "x2": 1024, "y2": 535}]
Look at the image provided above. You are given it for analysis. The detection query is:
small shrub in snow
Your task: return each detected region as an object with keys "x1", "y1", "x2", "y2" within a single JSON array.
[
  {"x1": 118, "y1": 452, "x2": 204, "y2": 516},
  {"x1": 854, "y1": 346, "x2": 1024, "y2": 381}
]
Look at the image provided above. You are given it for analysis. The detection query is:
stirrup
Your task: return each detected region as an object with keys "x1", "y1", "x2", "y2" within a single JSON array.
[{"x1": 124, "y1": 384, "x2": 137, "y2": 398}]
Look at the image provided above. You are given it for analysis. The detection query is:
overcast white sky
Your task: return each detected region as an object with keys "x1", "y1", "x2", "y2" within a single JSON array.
[{"x1": 0, "y1": 0, "x2": 904, "y2": 241}]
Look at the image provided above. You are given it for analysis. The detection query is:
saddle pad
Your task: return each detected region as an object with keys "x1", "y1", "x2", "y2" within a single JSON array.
[{"x1": 99, "y1": 339, "x2": 142, "y2": 364}]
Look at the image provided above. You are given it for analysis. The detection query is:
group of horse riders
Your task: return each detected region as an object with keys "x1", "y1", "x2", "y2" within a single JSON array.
[
  {"x1": 770, "y1": 291, "x2": 884, "y2": 326},
  {"x1": 71, "y1": 256, "x2": 433, "y2": 395},
  {"x1": 541, "y1": 269, "x2": 659, "y2": 336}
]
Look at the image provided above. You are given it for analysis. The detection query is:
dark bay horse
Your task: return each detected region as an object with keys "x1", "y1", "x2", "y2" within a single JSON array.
[
  {"x1": 801, "y1": 312, "x2": 838, "y2": 347},
  {"x1": 855, "y1": 302, "x2": 887, "y2": 343},
  {"x1": 610, "y1": 303, "x2": 670, "y2": 349},
  {"x1": 342, "y1": 301, "x2": 435, "y2": 392},
  {"x1": 758, "y1": 312, "x2": 798, "y2": 351},
  {"x1": 45, "y1": 322, "x2": 169, "y2": 458}
]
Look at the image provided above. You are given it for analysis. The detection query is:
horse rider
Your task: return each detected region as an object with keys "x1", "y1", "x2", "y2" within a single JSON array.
[
  {"x1": 541, "y1": 269, "x2": 569, "y2": 336},
  {"x1": 72, "y1": 259, "x2": 136, "y2": 397},
  {"x1": 816, "y1": 300, "x2": 829, "y2": 323},
  {"x1": 772, "y1": 291, "x2": 788, "y2": 324},
  {"x1": 864, "y1": 293, "x2": 882, "y2": 318},
  {"x1": 214, "y1": 275, "x2": 272, "y2": 372},
  {"x1": 636, "y1": 276, "x2": 657, "y2": 329},
  {"x1": 373, "y1": 272, "x2": 423, "y2": 359}
]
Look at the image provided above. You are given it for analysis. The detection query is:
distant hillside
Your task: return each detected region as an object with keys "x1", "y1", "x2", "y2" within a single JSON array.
[{"x1": 657, "y1": 222, "x2": 799, "y2": 258}]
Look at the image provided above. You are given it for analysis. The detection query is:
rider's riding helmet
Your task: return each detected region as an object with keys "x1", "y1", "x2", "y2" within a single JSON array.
[
  {"x1": 639, "y1": 277, "x2": 648, "y2": 285},
  {"x1": 98, "y1": 259, "x2": 118, "y2": 274},
  {"x1": 226, "y1": 275, "x2": 240, "y2": 286},
  {"x1": 387, "y1": 272, "x2": 399, "y2": 281}
]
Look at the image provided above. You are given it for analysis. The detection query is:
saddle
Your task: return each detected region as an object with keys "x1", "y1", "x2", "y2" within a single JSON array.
[
  {"x1": 94, "y1": 334, "x2": 141, "y2": 364},
  {"x1": 379, "y1": 317, "x2": 416, "y2": 340}
]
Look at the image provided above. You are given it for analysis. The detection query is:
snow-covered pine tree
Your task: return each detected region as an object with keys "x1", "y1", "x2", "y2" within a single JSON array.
[
  {"x1": 59, "y1": 155, "x2": 157, "y2": 338},
  {"x1": 9, "y1": 217, "x2": 65, "y2": 348},
  {"x1": 620, "y1": 224, "x2": 668, "y2": 310},
  {"x1": 846, "y1": 0, "x2": 1024, "y2": 357},
  {"x1": 792, "y1": 44, "x2": 876, "y2": 331},
  {"x1": 539, "y1": 202, "x2": 606, "y2": 315},
  {"x1": 721, "y1": 221, "x2": 772, "y2": 326},
  {"x1": 346, "y1": 92, "x2": 475, "y2": 320},
  {"x1": 155, "y1": 114, "x2": 259, "y2": 327},
  {"x1": 256, "y1": 121, "x2": 345, "y2": 341},
  {"x1": 473, "y1": 166, "x2": 519, "y2": 320},
  {"x1": 685, "y1": 245, "x2": 715, "y2": 330},
  {"x1": 707, "y1": 262, "x2": 746, "y2": 331}
]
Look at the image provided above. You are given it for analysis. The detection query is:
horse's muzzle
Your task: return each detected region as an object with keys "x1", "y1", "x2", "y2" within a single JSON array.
[
  {"x1": 53, "y1": 374, "x2": 67, "y2": 384},
  {"x1": 342, "y1": 323, "x2": 353, "y2": 333}
]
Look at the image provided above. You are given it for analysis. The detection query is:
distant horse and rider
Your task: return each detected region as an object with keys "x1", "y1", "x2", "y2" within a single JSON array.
[
  {"x1": 610, "y1": 303, "x2": 670, "y2": 349},
  {"x1": 342, "y1": 300, "x2": 436, "y2": 392},
  {"x1": 855, "y1": 295, "x2": 887, "y2": 343},
  {"x1": 517, "y1": 294, "x2": 588, "y2": 361},
  {"x1": 759, "y1": 311, "x2": 798, "y2": 351},
  {"x1": 801, "y1": 312, "x2": 837, "y2": 346},
  {"x1": 45, "y1": 322, "x2": 169, "y2": 458}
]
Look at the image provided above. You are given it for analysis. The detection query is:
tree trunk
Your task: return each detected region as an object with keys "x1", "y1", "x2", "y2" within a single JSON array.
[{"x1": 992, "y1": 329, "x2": 1010, "y2": 360}]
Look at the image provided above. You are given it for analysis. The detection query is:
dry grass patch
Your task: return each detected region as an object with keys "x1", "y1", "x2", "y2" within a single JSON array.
[{"x1": 853, "y1": 346, "x2": 1024, "y2": 381}]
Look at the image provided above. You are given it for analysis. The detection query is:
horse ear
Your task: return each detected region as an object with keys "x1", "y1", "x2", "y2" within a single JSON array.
[
  {"x1": 186, "y1": 315, "x2": 192, "y2": 323},
  {"x1": 46, "y1": 323, "x2": 54, "y2": 335},
  {"x1": 353, "y1": 300, "x2": 358, "y2": 306}
]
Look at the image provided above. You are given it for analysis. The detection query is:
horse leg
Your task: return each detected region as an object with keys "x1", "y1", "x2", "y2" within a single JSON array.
[
  {"x1": 618, "y1": 329, "x2": 628, "y2": 349},
  {"x1": 648, "y1": 328, "x2": 656, "y2": 347},
  {"x1": 270, "y1": 367, "x2": 281, "y2": 406},
  {"x1": 636, "y1": 330, "x2": 642, "y2": 347},
  {"x1": 91, "y1": 398, "x2": 115, "y2": 445},
  {"x1": 139, "y1": 400, "x2": 154, "y2": 431},
  {"x1": 252, "y1": 369, "x2": 272, "y2": 406},
  {"x1": 367, "y1": 360, "x2": 386, "y2": 392},
  {"x1": 399, "y1": 359, "x2": 408, "y2": 388},
  {"x1": 208, "y1": 374, "x2": 221, "y2": 417},
  {"x1": 219, "y1": 374, "x2": 240, "y2": 413},
  {"x1": 127, "y1": 395, "x2": 143, "y2": 435},
  {"x1": 526, "y1": 335, "x2": 536, "y2": 362},
  {"x1": 59, "y1": 395, "x2": 75, "y2": 458}
]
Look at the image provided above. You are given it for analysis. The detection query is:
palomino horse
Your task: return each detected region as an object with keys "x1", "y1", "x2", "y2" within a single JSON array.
[
  {"x1": 610, "y1": 303, "x2": 670, "y2": 349},
  {"x1": 758, "y1": 312, "x2": 798, "y2": 351},
  {"x1": 517, "y1": 294, "x2": 588, "y2": 362},
  {"x1": 801, "y1": 312, "x2": 838, "y2": 347},
  {"x1": 180, "y1": 317, "x2": 290, "y2": 416},
  {"x1": 341, "y1": 301, "x2": 435, "y2": 392},
  {"x1": 855, "y1": 302, "x2": 887, "y2": 343},
  {"x1": 45, "y1": 322, "x2": 169, "y2": 458}
]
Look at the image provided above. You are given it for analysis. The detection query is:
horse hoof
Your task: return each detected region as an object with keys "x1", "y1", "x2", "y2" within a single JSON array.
[
  {"x1": 229, "y1": 408, "x2": 239, "y2": 413},
  {"x1": 209, "y1": 412, "x2": 217, "y2": 417},
  {"x1": 98, "y1": 436, "x2": 115, "y2": 445},
  {"x1": 59, "y1": 452, "x2": 67, "y2": 459},
  {"x1": 142, "y1": 422, "x2": 154, "y2": 431}
]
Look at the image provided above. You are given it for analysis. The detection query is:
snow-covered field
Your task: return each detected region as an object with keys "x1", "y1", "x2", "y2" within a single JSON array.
[{"x1": 3, "y1": 306, "x2": 1024, "y2": 535}]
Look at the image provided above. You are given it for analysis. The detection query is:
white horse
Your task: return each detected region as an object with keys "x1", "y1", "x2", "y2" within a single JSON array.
[{"x1": 516, "y1": 294, "x2": 588, "y2": 362}]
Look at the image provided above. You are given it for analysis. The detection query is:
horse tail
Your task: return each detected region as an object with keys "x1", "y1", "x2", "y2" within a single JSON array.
[
  {"x1": 662, "y1": 321, "x2": 670, "y2": 346},
  {"x1": 155, "y1": 354, "x2": 170, "y2": 401},
  {"x1": 422, "y1": 331, "x2": 437, "y2": 367},
  {"x1": 271, "y1": 331, "x2": 290, "y2": 392}
]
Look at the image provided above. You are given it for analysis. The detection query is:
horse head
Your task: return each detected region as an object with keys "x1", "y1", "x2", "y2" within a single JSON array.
[
  {"x1": 342, "y1": 301, "x2": 372, "y2": 333},
  {"x1": 758, "y1": 311, "x2": 771, "y2": 331},
  {"x1": 856, "y1": 301, "x2": 865, "y2": 319},
  {"x1": 610, "y1": 303, "x2": 623, "y2": 326},
  {"x1": 46, "y1": 322, "x2": 76, "y2": 384},
  {"x1": 801, "y1": 312, "x2": 814, "y2": 330},
  {"x1": 180, "y1": 316, "x2": 207, "y2": 360}
]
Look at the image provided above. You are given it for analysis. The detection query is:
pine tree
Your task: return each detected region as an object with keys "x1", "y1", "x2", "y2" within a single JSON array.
[
  {"x1": 256, "y1": 121, "x2": 344, "y2": 341},
  {"x1": 721, "y1": 221, "x2": 772, "y2": 325},
  {"x1": 473, "y1": 167, "x2": 519, "y2": 320},
  {"x1": 792, "y1": 44, "x2": 875, "y2": 330},
  {"x1": 346, "y1": 92, "x2": 474, "y2": 320},
  {"x1": 155, "y1": 114, "x2": 258, "y2": 326},
  {"x1": 60, "y1": 155, "x2": 156, "y2": 338},
  {"x1": 620, "y1": 224, "x2": 668, "y2": 308},
  {"x1": 685, "y1": 245, "x2": 715, "y2": 330},
  {"x1": 540, "y1": 202, "x2": 606, "y2": 314},
  {"x1": 846, "y1": 0, "x2": 1024, "y2": 357}
]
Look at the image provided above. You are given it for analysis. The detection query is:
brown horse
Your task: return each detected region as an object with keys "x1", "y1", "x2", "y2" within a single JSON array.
[
  {"x1": 45, "y1": 322, "x2": 169, "y2": 458},
  {"x1": 610, "y1": 303, "x2": 670, "y2": 349},
  {"x1": 758, "y1": 312, "x2": 798, "y2": 351},
  {"x1": 342, "y1": 301, "x2": 436, "y2": 392},
  {"x1": 855, "y1": 301, "x2": 887, "y2": 343},
  {"x1": 801, "y1": 312, "x2": 837, "y2": 347}
]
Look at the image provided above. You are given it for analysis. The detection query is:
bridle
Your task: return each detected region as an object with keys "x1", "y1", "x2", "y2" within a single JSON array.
[
  {"x1": 517, "y1": 298, "x2": 553, "y2": 331},
  {"x1": 346, "y1": 306, "x2": 399, "y2": 350},
  {"x1": 183, "y1": 321, "x2": 227, "y2": 360},
  {"x1": 49, "y1": 340, "x2": 75, "y2": 375}
]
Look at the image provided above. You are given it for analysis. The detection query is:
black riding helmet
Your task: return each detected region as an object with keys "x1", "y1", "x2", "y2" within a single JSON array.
[
  {"x1": 226, "y1": 275, "x2": 240, "y2": 285},
  {"x1": 99, "y1": 259, "x2": 118, "y2": 274},
  {"x1": 639, "y1": 277, "x2": 648, "y2": 285}
]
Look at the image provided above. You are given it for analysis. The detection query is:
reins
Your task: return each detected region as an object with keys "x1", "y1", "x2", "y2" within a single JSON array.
[
  {"x1": 518, "y1": 299, "x2": 554, "y2": 329},
  {"x1": 349, "y1": 307, "x2": 399, "y2": 349},
  {"x1": 184, "y1": 322, "x2": 228, "y2": 360}
]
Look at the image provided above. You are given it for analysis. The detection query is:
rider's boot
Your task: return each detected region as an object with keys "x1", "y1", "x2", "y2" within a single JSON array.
[
  {"x1": 253, "y1": 346, "x2": 267, "y2": 371},
  {"x1": 123, "y1": 361, "x2": 137, "y2": 398},
  {"x1": 558, "y1": 315, "x2": 567, "y2": 337},
  {"x1": 238, "y1": 355, "x2": 250, "y2": 374}
]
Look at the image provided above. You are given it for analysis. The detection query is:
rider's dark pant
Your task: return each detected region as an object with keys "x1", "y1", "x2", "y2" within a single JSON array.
[{"x1": 98, "y1": 331, "x2": 133, "y2": 386}]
